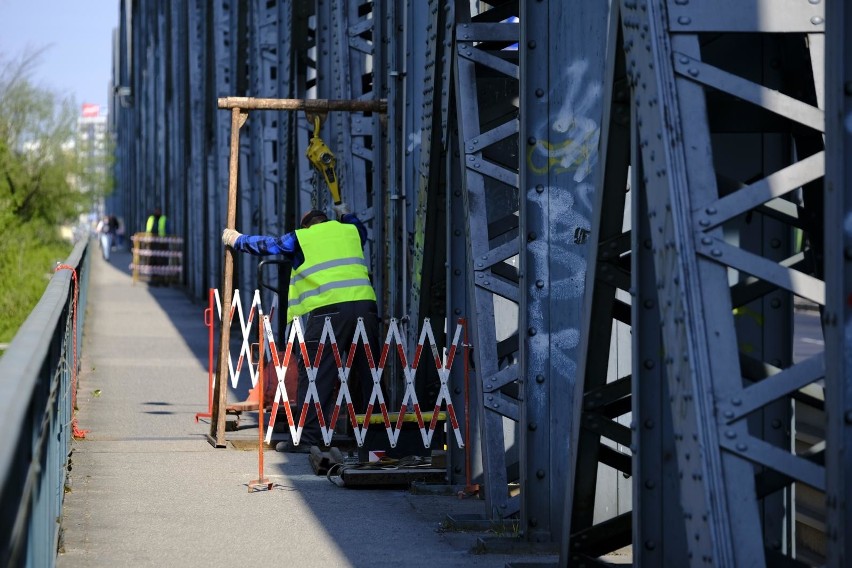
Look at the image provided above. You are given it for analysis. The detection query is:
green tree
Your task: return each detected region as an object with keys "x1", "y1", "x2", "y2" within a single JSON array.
[{"x1": 0, "y1": 50, "x2": 107, "y2": 343}]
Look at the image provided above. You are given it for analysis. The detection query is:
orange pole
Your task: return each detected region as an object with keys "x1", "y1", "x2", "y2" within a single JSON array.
[
  {"x1": 258, "y1": 317, "x2": 266, "y2": 477},
  {"x1": 249, "y1": 315, "x2": 272, "y2": 491}
]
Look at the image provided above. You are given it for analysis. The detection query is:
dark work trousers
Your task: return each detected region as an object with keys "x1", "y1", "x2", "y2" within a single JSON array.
[{"x1": 296, "y1": 300, "x2": 380, "y2": 446}]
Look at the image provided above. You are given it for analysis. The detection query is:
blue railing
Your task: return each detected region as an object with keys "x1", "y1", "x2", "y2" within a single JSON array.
[{"x1": 0, "y1": 238, "x2": 91, "y2": 567}]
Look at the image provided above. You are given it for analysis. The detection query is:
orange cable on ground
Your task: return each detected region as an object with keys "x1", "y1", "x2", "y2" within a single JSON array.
[{"x1": 55, "y1": 264, "x2": 88, "y2": 439}]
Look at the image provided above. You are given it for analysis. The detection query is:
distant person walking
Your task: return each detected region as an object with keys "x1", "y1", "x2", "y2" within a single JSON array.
[{"x1": 96, "y1": 215, "x2": 116, "y2": 261}]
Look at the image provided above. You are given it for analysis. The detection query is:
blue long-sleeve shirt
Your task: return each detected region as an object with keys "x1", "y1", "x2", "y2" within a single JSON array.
[{"x1": 232, "y1": 213, "x2": 368, "y2": 270}]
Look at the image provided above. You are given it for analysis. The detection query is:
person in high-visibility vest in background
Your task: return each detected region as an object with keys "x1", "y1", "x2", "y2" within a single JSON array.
[
  {"x1": 146, "y1": 207, "x2": 167, "y2": 235},
  {"x1": 222, "y1": 203, "x2": 381, "y2": 453},
  {"x1": 146, "y1": 207, "x2": 169, "y2": 286}
]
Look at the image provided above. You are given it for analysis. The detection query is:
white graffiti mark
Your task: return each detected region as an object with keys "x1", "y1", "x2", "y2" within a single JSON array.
[
  {"x1": 526, "y1": 186, "x2": 591, "y2": 303},
  {"x1": 575, "y1": 182, "x2": 595, "y2": 214},
  {"x1": 407, "y1": 129, "x2": 422, "y2": 153},
  {"x1": 524, "y1": 184, "x2": 591, "y2": 380},
  {"x1": 529, "y1": 60, "x2": 602, "y2": 183}
]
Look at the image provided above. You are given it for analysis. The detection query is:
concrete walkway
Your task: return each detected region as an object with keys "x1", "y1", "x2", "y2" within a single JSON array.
[{"x1": 57, "y1": 247, "x2": 559, "y2": 568}]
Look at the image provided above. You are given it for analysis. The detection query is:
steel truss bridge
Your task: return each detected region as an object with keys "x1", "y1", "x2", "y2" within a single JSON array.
[{"x1": 109, "y1": 1, "x2": 852, "y2": 565}]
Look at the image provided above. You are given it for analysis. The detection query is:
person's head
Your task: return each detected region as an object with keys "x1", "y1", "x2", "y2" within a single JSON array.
[
  {"x1": 153, "y1": 207, "x2": 162, "y2": 216},
  {"x1": 300, "y1": 209, "x2": 328, "y2": 228}
]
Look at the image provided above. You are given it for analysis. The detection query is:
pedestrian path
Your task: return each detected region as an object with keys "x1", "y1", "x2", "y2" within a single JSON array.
[{"x1": 56, "y1": 247, "x2": 559, "y2": 568}]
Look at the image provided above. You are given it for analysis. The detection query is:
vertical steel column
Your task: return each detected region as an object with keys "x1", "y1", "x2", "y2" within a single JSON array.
[
  {"x1": 235, "y1": 1, "x2": 255, "y2": 298},
  {"x1": 168, "y1": 1, "x2": 189, "y2": 280},
  {"x1": 404, "y1": 0, "x2": 431, "y2": 341},
  {"x1": 156, "y1": 5, "x2": 168, "y2": 215},
  {"x1": 186, "y1": 0, "x2": 210, "y2": 295},
  {"x1": 631, "y1": 148, "x2": 689, "y2": 566},
  {"x1": 404, "y1": 0, "x2": 458, "y2": 434},
  {"x1": 824, "y1": 1, "x2": 852, "y2": 565},
  {"x1": 621, "y1": 0, "x2": 827, "y2": 565},
  {"x1": 211, "y1": 0, "x2": 234, "y2": 290},
  {"x1": 453, "y1": 0, "x2": 521, "y2": 519},
  {"x1": 520, "y1": 0, "x2": 614, "y2": 543},
  {"x1": 385, "y1": 0, "x2": 403, "y2": 334},
  {"x1": 554, "y1": 7, "x2": 636, "y2": 560},
  {"x1": 295, "y1": 3, "x2": 318, "y2": 220}
]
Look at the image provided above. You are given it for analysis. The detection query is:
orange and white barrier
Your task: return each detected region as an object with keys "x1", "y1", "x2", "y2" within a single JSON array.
[
  {"x1": 262, "y1": 315, "x2": 466, "y2": 449},
  {"x1": 213, "y1": 288, "x2": 261, "y2": 389},
  {"x1": 197, "y1": 288, "x2": 467, "y2": 450}
]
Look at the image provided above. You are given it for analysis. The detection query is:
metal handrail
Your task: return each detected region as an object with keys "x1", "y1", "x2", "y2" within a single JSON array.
[{"x1": 0, "y1": 238, "x2": 91, "y2": 567}]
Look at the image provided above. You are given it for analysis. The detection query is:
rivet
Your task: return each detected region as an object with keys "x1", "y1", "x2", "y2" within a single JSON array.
[
  {"x1": 644, "y1": 419, "x2": 655, "y2": 429},
  {"x1": 711, "y1": 249, "x2": 722, "y2": 257},
  {"x1": 536, "y1": 184, "x2": 545, "y2": 193},
  {"x1": 536, "y1": 469, "x2": 546, "y2": 479},
  {"x1": 677, "y1": 16, "x2": 691, "y2": 25},
  {"x1": 736, "y1": 443, "x2": 747, "y2": 451},
  {"x1": 527, "y1": 40, "x2": 536, "y2": 49},
  {"x1": 528, "y1": 327, "x2": 537, "y2": 336},
  {"x1": 528, "y1": 232, "x2": 537, "y2": 241},
  {"x1": 811, "y1": 16, "x2": 824, "y2": 25},
  {"x1": 527, "y1": 136, "x2": 537, "y2": 146},
  {"x1": 536, "y1": 374, "x2": 545, "y2": 384},
  {"x1": 845, "y1": 410, "x2": 852, "y2": 424},
  {"x1": 535, "y1": 88, "x2": 544, "y2": 98},
  {"x1": 536, "y1": 280, "x2": 545, "y2": 289},
  {"x1": 643, "y1": 359, "x2": 655, "y2": 370},
  {"x1": 529, "y1": 422, "x2": 538, "y2": 431}
]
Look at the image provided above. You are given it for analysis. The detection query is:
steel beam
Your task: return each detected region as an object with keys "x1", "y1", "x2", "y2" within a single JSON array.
[
  {"x1": 621, "y1": 0, "x2": 827, "y2": 564},
  {"x1": 519, "y1": 0, "x2": 614, "y2": 544},
  {"x1": 453, "y1": 0, "x2": 521, "y2": 519},
  {"x1": 824, "y1": 0, "x2": 852, "y2": 565}
]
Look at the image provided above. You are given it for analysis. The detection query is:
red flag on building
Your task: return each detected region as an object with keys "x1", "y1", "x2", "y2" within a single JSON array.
[{"x1": 82, "y1": 103, "x2": 100, "y2": 118}]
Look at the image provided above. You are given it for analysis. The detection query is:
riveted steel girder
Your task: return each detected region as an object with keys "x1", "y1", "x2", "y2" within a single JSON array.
[
  {"x1": 621, "y1": 0, "x2": 827, "y2": 565},
  {"x1": 824, "y1": 1, "x2": 852, "y2": 566},
  {"x1": 519, "y1": 0, "x2": 615, "y2": 545},
  {"x1": 453, "y1": 0, "x2": 521, "y2": 519}
]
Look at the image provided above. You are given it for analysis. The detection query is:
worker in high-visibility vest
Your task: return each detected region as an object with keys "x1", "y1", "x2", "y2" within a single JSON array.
[
  {"x1": 146, "y1": 207, "x2": 169, "y2": 286},
  {"x1": 222, "y1": 203, "x2": 381, "y2": 452},
  {"x1": 146, "y1": 207, "x2": 168, "y2": 235}
]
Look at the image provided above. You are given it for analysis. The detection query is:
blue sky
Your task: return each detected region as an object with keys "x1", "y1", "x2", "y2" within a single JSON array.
[{"x1": 0, "y1": 0, "x2": 119, "y2": 114}]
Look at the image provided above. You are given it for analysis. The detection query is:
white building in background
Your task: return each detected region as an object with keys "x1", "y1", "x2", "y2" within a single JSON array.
[{"x1": 76, "y1": 103, "x2": 109, "y2": 216}]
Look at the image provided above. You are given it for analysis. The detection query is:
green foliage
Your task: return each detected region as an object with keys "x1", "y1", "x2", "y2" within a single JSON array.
[
  {"x1": 0, "y1": 50, "x2": 103, "y2": 343},
  {"x1": 0, "y1": 219, "x2": 71, "y2": 342}
]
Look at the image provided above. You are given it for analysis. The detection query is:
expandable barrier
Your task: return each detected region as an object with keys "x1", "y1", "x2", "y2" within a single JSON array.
[
  {"x1": 130, "y1": 233, "x2": 184, "y2": 284},
  {"x1": 200, "y1": 289, "x2": 466, "y2": 451},
  {"x1": 262, "y1": 314, "x2": 465, "y2": 450}
]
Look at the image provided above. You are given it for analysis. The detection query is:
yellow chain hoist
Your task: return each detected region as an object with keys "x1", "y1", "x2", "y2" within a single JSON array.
[{"x1": 306, "y1": 114, "x2": 342, "y2": 205}]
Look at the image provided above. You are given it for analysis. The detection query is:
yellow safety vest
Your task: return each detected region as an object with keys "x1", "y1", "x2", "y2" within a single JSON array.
[
  {"x1": 146, "y1": 215, "x2": 167, "y2": 235},
  {"x1": 287, "y1": 221, "x2": 376, "y2": 321}
]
